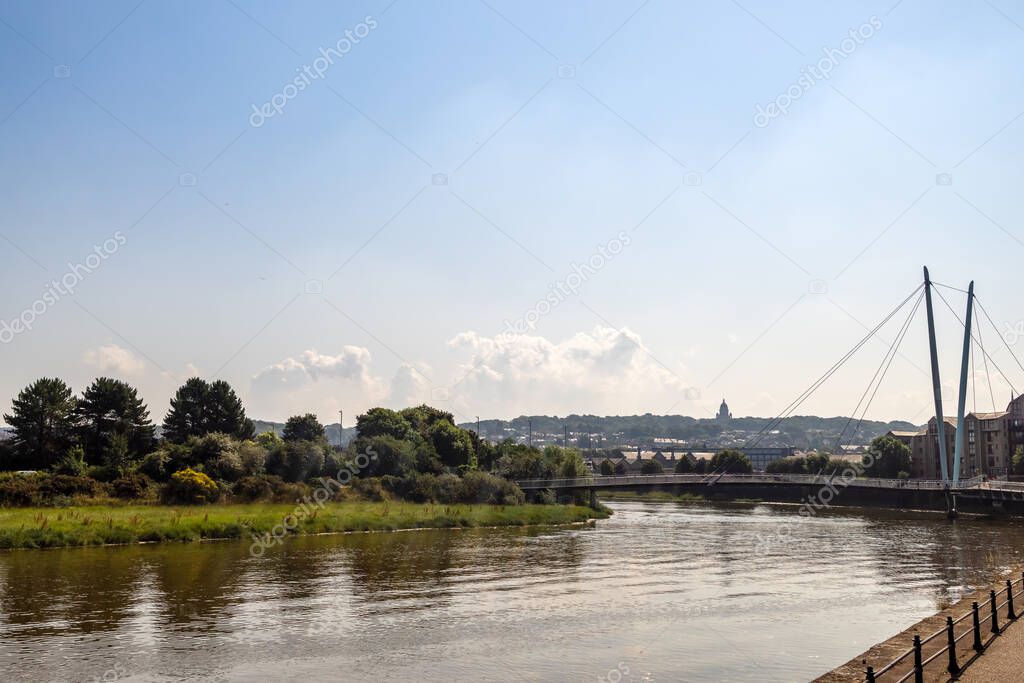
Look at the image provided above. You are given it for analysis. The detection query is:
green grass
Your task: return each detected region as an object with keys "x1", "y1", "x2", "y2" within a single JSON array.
[{"x1": 0, "y1": 502, "x2": 607, "y2": 550}]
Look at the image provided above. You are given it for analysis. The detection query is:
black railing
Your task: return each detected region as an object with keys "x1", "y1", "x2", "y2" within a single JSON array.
[{"x1": 867, "y1": 573, "x2": 1024, "y2": 681}]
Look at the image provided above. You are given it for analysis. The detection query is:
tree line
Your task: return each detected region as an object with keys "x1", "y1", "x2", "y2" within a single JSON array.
[{"x1": 0, "y1": 377, "x2": 591, "y2": 507}]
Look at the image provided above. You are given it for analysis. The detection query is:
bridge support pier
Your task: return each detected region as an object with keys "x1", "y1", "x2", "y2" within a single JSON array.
[
  {"x1": 589, "y1": 488, "x2": 599, "y2": 509},
  {"x1": 946, "y1": 491, "x2": 958, "y2": 520}
]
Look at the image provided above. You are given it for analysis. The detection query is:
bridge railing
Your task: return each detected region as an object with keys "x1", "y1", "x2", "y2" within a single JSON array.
[
  {"x1": 867, "y1": 573, "x2": 1024, "y2": 681},
  {"x1": 514, "y1": 473, "x2": 976, "y2": 491}
]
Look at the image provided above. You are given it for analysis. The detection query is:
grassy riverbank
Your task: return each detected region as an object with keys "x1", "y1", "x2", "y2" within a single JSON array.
[{"x1": 0, "y1": 502, "x2": 606, "y2": 550}]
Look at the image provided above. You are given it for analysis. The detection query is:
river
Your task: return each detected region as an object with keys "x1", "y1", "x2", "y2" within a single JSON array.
[{"x1": 4, "y1": 501, "x2": 1024, "y2": 682}]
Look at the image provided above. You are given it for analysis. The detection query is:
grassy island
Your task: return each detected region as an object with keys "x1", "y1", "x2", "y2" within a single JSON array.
[{"x1": 0, "y1": 501, "x2": 606, "y2": 550}]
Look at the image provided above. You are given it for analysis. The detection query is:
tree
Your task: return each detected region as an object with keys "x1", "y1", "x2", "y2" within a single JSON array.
[
  {"x1": 613, "y1": 460, "x2": 629, "y2": 475},
  {"x1": 641, "y1": 458, "x2": 664, "y2": 474},
  {"x1": 710, "y1": 449, "x2": 753, "y2": 474},
  {"x1": 162, "y1": 378, "x2": 210, "y2": 443},
  {"x1": 4, "y1": 378, "x2": 78, "y2": 469},
  {"x1": 864, "y1": 435, "x2": 911, "y2": 478},
  {"x1": 693, "y1": 458, "x2": 707, "y2": 474},
  {"x1": 675, "y1": 456, "x2": 693, "y2": 473},
  {"x1": 354, "y1": 435, "x2": 417, "y2": 477},
  {"x1": 283, "y1": 413, "x2": 325, "y2": 442},
  {"x1": 429, "y1": 421, "x2": 476, "y2": 470},
  {"x1": 356, "y1": 407, "x2": 414, "y2": 441},
  {"x1": 266, "y1": 440, "x2": 325, "y2": 482},
  {"x1": 76, "y1": 377, "x2": 155, "y2": 465},
  {"x1": 1013, "y1": 446, "x2": 1024, "y2": 476},
  {"x1": 205, "y1": 380, "x2": 253, "y2": 439},
  {"x1": 399, "y1": 405, "x2": 454, "y2": 434},
  {"x1": 162, "y1": 378, "x2": 252, "y2": 442},
  {"x1": 599, "y1": 459, "x2": 615, "y2": 476}
]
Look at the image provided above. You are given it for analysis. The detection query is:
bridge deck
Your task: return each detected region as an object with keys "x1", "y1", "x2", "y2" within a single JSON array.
[{"x1": 515, "y1": 473, "x2": 989, "y2": 491}]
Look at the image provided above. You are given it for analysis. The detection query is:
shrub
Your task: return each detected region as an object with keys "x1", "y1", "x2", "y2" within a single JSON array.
[
  {"x1": 207, "y1": 451, "x2": 245, "y2": 482},
  {"x1": 232, "y1": 475, "x2": 276, "y2": 502},
  {"x1": 52, "y1": 446, "x2": 88, "y2": 476},
  {"x1": 640, "y1": 459, "x2": 664, "y2": 474},
  {"x1": 351, "y1": 476, "x2": 387, "y2": 501},
  {"x1": 162, "y1": 468, "x2": 220, "y2": 504},
  {"x1": 0, "y1": 473, "x2": 41, "y2": 506},
  {"x1": 111, "y1": 473, "x2": 153, "y2": 499},
  {"x1": 139, "y1": 451, "x2": 170, "y2": 481},
  {"x1": 391, "y1": 472, "x2": 462, "y2": 503},
  {"x1": 265, "y1": 441, "x2": 325, "y2": 482},
  {"x1": 237, "y1": 441, "x2": 267, "y2": 476},
  {"x1": 530, "y1": 488, "x2": 556, "y2": 505},
  {"x1": 457, "y1": 471, "x2": 525, "y2": 505},
  {"x1": 39, "y1": 474, "x2": 104, "y2": 499}
]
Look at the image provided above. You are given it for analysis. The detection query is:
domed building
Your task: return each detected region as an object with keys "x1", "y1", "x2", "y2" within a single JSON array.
[{"x1": 716, "y1": 399, "x2": 732, "y2": 422}]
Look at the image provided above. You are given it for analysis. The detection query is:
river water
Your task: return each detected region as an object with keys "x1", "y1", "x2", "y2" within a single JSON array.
[{"x1": 4, "y1": 501, "x2": 1024, "y2": 682}]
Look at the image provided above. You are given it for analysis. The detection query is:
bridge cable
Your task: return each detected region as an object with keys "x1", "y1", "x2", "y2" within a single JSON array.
[
  {"x1": 971, "y1": 332, "x2": 978, "y2": 414},
  {"x1": 976, "y1": 314, "x2": 997, "y2": 412},
  {"x1": 746, "y1": 284, "x2": 924, "y2": 448},
  {"x1": 933, "y1": 287, "x2": 1015, "y2": 398},
  {"x1": 833, "y1": 290, "x2": 924, "y2": 453},
  {"x1": 744, "y1": 283, "x2": 925, "y2": 449},
  {"x1": 975, "y1": 296, "x2": 1024, "y2": 382}
]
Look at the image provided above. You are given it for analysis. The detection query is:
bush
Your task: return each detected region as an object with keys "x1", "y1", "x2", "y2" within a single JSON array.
[
  {"x1": 640, "y1": 459, "x2": 664, "y2": 474},
  {"x1": 52, "y1": 447, "x2": 89, "y2": 476},
  {"x1": 111, "y1": 473, "x2": 153, "y2": 499},
  {"x1": 162, "y1": 468, "x2": 220, "y2": 504},
  {"x1": 457, "y1": 471, "x2": 525, "y2": 505},
  {"x1": 349, "y1": 476, "x2": 387, "y2": 501},
  {"x1": 232, "y1": 474, "x2": 277, "y2": 502},
  {"x1": 710, "y1": 450, "x2": 753, "y2": 474},
  {"x1": 207, "y1": 451, "x2": 245, "y2": 482},
  {"x1": 389, "y1": 472, "x2": 461, "y2": 503},
  {"x1": 39, "y1": 474, "x2": 105, "y2": 499},
  {"x1": 139, "y1": 451, "x2": 170, "y2": 481},
  {"x1": 0, "y1": 473, "x2": 41, "y2": 506},
  {"x1": 266, "y1": 441, "x2": 325, "y2": 483}
]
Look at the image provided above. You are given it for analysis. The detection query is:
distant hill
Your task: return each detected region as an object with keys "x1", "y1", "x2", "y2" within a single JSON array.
[{"x1": 459, "y1": 414, "x2": 919, "y2": 451}]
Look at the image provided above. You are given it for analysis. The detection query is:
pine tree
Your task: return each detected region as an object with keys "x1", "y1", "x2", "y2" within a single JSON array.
[
  {"x1": 162, "y1": 378, "x2": 252, "y2": 443},
  {"x1": 76, "y1": 377, "x2": 155, "y2": 465},
  {"x1": 3, "y1": 378, "x2": 78, "y2": 469},
  {"x1": 162, "y1": 378, "x2": 211, "y2": 443}
]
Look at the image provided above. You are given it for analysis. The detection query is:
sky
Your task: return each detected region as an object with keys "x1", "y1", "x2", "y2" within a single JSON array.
[{"x1": 3, "y1": 0, "x2": 1024, "y2": 427}]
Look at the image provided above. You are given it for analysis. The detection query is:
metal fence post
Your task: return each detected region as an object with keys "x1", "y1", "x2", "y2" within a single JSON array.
[
  {"x1": 913, "y1": 634, "x2": 923, "y2": 683},
  {"x1": 946, "y1": 616, "x2": 960, "y2": 675},
  {"x1": 1008, "y1": 579, "x2": 1017, "y2": 620},
  {"x1": 991, "y1": 590, "x2": 1000, "y2": 634},
  {"x1": 973, "y1": 601, "x2": 984, "y2": 652}
]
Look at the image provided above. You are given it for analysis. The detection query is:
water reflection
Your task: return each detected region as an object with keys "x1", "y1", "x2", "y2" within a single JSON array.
[{"x1": 3, "y1": 502, "x2": 1024, "y2": 681}]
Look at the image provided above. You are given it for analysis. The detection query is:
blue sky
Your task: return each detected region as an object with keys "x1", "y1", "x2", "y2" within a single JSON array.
[{"x1": 3, "y1": 0, "x2": 1024, "y2": 426}]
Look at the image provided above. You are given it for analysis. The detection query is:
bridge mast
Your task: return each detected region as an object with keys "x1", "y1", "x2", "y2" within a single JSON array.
[
  {"x1": 952, "y1": 281, "x2": 975, "y2": 485},
  {"x1": 923, "y1": 267, "x2": 950, "y2": 483}
]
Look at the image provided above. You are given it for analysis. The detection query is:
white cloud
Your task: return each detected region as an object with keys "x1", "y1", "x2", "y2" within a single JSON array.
[
  {"x1": 253, "y1": 347, "x2": 379, "y2": 389},
  {"x1": 83, "y1": 344, "x2": 144, "y2": 376},
  {"x1": 389, "y1": 363, "x2": 432, "y2": 408},
  {"x1": 445, "y1": 327, "x2": 700, "y2": 417},
  {"x1": 249, "y1": 347, "x2": 396, "y2": 421}
]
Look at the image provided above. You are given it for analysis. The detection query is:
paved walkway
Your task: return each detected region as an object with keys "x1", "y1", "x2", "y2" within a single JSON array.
[{"x1": 959, "y1": 608, "x2": 1024, "y2": 681}]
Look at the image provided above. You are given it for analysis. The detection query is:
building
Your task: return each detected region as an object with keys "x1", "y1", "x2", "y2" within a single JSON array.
[
  {"x1": 887, "y1": 394, "x2": 1024, "y2": 479},
  {"x1": 741, "y1": 446, "x2": 795, "y2": 471},
  {"x1": 716, "y1": 399, "x2": 732, "y2": 422}
]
